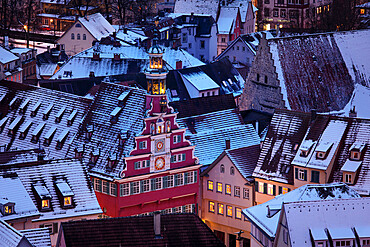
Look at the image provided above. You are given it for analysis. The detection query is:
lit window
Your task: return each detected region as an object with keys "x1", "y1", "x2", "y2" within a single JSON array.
[
  {"x1": 296, "y1": 168, "x2": 307, "y2": 181},
  {"x1": 218, "y1": 203, "x2": 224, "y2": 215},
  {"x1": 4, "y1": 205, "x2": 13, "y2": 215},
  {"x1": 235, "y1": 208, "x2": 242, "y2": 219},
  {"x1": 207, "y1": 180, "x2": 214, "y2": 191},
  {"x1": 234, "y1": 186, "x2": 240, "y2": 197},
  {"x1": 227, "y1": 205, "x2": 233, "y2": 217},
  {"x1": 226, "y1": 184, "x2": 231, "y2": 195},
  {"x1": 282, "y1": 187, "x2": 289, "y2": 194},
  {"x1": 351, "y1": 151, "x2": 360, "y2": 160},
  {"x1": 360, "y1": 8, "x2": 365, "y2": 15},
  {"x1": 259, "y1": 182, "x2": 264, "y2": 193},
  {"x1": 42, "y1": 199, "x2": 49, "y2": 209},
  {"x1": 217, "y1": 182, "x2": 223, "y2": 193},
  {"x1": 267, "y1": 184, "x2": 274, "y2": 195},
  {"x1": 64, "y1": 196, "x2": 72, "y2": 206},
  {"x1": 344, "y1": 173, "x2": 352, "y2": 184},
  {"x1": 209, "y1": 201, "x2": 215, "y2": 212}
]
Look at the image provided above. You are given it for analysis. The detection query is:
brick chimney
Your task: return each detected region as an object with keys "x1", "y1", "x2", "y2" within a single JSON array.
[
  {"x1": 225, "y1": 139, "x2": 230, "y2": 150},
  {"x1": 176, "y1": 60, "x2": 182, "y2": 70},
  {"x1": 92, "y1": 52, "x2": 100, "y2": 60},
  {"x1": 113, "y1": 53, "x2": 121, "y2": 61},
  {"x1": 349, "y1": 106, "x2": 357, "y2": 118}
]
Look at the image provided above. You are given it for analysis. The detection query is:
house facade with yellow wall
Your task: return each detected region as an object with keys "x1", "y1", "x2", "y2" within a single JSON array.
[{"x1": 201, "y1": 145, "x2": 260, "y2": 247}]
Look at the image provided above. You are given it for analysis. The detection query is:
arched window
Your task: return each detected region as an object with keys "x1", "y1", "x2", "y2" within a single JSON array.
[
  {"x1": 150, "y1": 123, "x2": 155, "y2": 135},
  {"x1": 75, "y1": 23, "x2": 82, "y2": 28},
  {"x1": 77, "y1": 33, "x2": 80, "y2": 40},
  {"x1": 220, "y1": 164, "x2": 225, "y2": 173},
  {"x1": 71, "y1": 33, "x2": 75, "y2": 40},
  {"x1": 230, "y1": 167, "x2": 235, "y2": 175},
  {"x1": 165, "y1": 120, "x2": 171, "y2": 133},
  {"x1": 83, "y1": 34, "x2": 86, "y2": 40}
]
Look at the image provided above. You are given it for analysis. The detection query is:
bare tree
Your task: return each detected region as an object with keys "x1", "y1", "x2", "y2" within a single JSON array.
[
  {"x1": 70, "y1": 0, "x2": 93, "y2": 17},
  {"x1": 112, "y1": 0, "x2": 133, "y2": 25}
]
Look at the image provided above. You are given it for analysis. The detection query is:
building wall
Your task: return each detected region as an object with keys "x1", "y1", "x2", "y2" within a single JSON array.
[
  {"x1": 201, "y1": 155, "x2": 254, "y2": 246},
  {"x1": 218, "y1": 39, "x2": 255, "y2": 70},
  {"x1": 293, "y1": 166, "x2": 327, "y2": 188},
  {"x1": 254, "y1": 178, "x2": 294, "y2": 205},
  {"x1": 58, "y1": 21, "x2": 96, "y2": 56},
  {"x1": 245, "y1": 3, "x2": 256, "y2": 34}
]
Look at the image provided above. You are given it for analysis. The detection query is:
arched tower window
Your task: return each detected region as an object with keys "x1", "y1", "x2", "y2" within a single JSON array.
[
  {"x1": 165, "y1": 120, "x2": 171, "y2": 133},
  {"x1": 230, "y1": 167, "x2": 235, "y2": 175},
  {"x1": 150, "y1": 123, "x2": 155, "y2": 135},
  {"x1": 220, "y1": 164, "x2": 225, "y2": 173}
]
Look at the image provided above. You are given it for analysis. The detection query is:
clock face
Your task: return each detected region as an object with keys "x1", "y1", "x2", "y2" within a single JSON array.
[
  {"x1": 155, "y1": 157, "x2": 165, "y2": 170},
  {"x1": 155, "y1": 139, "x2": 165, "y2": 153}
]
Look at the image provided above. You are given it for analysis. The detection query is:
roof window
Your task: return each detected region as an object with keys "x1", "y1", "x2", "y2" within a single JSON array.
[
  {"x1": 31, "y1": 100, "x2": 42, "y2": 117},
  {"x1": 299, "y1": 140, "x2": 315, "y2": 157},
  {"x1": 110, "y1": 107, "x2": 122, "y2": 124},
  {"x1": 67, "y1": 109, "x2": 78, "y2": 126},
  {"x1": 43, "y1": 104, "x2": 53, "y2": 120},
  {"x1": 118, "y1": 91, "x2": 130, "y2": 107},
  {"x1": 56, "y1": 129, "x2": 69, "y2": 150},
  {"x1": 89, "y1": 148, "x2": 100, "y2": 165},
  {"x1": 118, "y1": 130, "x2": 128, "y2": 147},
  {"x1": 56, "y1": 181, "x2": 74, "y2": 208},
  {"x1": 85, "y1": 125, "x2": 94, "y2": 141},
  {"x1": 0, "y1": 117, "x2": 9, "y2": 131},
  {"x1": 8, "y1": 116, "x2": 23, "y2": 136},
  {"x1": 55, "y1": 106, "x2": 66, "y2": 123},
  {"x1": 0, "y1": 200, "x2": 15, "y2": 216},
  {"x1": 349, "y1": 142, "x2": 366, "y2": 161},
  {"x1": 19, "y1": 98, "x2": 30, "y2": 114},
  {"x1": 44, "y1": 126, "x2": 57, "y2": 146},
  {"x1": 19, "y1": 120, "x2": 33, "y2": 139},
  {"x1": 31, "y1": 122, "x2": 45, "y2": 143}
]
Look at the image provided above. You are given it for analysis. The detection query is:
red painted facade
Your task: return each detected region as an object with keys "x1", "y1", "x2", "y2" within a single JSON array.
[{"x1": 93, "y1": 44, "x2": 201, "y2": 218}]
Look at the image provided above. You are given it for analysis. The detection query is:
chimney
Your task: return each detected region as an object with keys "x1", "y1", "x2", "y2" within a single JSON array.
[
  {"x1": 310, "y1": 109, "x2": 317, "y2": 122},
  {"x1": 92, "y1": 52, "x2": 100, "y2": 60},
  {"x1": 113, "y1": 31, "x2": 116, "y2": 39},
  {"x1": 225, "y1": 139, "x2": 230, "y2": 150},
  {"x1": 176, "y1": 60, "x2": 182, "y2": 70},
  {"x1": 349, "y1": 106, "x2": 357, "y2": 118},
  {"x1": 89, "y1": 71, "x2": 95, "y2": 77},
  {"x1": 123, "y1": 28, "x2": 127, "y2": 34},
  {"x1": 153, "y1": 212, "x2": 162, "y2": 239},
  {"x1": 113, "y1": 53, "x2": 121, "y2": 61},
  {"x1": 4, "y1": 36, "x2": 9, "y2": 49}
]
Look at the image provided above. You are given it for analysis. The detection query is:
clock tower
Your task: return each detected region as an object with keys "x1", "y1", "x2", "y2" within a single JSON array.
[{"x1": 116, "y1": 27, "x2": 200, "y2": 217}]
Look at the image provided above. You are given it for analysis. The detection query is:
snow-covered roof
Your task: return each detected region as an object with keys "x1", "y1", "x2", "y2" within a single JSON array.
[
  {"x1": 225, "y1": 145, "x2": 260, "y2": 178},
  {"x1": 185, "y1": 124, "x2": 260, "y2": 165},
  {"x1": 283, "y1": 198, "x2": 370, "y2": 247},
  {"x1": 341, "y1": 160, "x2": 362, "y2": 173},
  {"x1": 227, "y1": 0, "x2": 254, "y2": 23},
  {"x1": 20, "y1": 228, "x2": 51, "y2": 247},
  {"x1": 292, "y1": 120, "x2": 348, "y2": 170},
  {"x1": 180, "y1": 68, "x2": 220, "y2": 91},
  {"x1": 115, "y1": 29, "x2": 148, "y2": 44},
  {"x1": 0, "y1": 81, "x2": 91, "y2": 160},
  {"x1": 0, "y1": 176, "x2": 39, "y2": 221},
  {"x1": 41, "y1": 0, "x2": 71, "y2": 4},
  {"x1": 38, "y1": 63, "x2": 58, "y2": 77},
  {"x1": 253, "y1": 109, "x2": 312, "y2": 184},
  {"x1": 0, "y1": 46, "x2": 19, "y2": 64},
  {"x1": 68, "y1": 82, "x2": 147, "y2": 179},
  {"x1": 78, "y1": 13, "x2": 115, "y2": 41},
  {"x1": 174, "y1": 0, "x2": 220, "y2": 19},
  {"x1": 243, "y1": 183, "x2": 360, "y2": 239},
  {"x1": 0, "y1": 220, "x2": 29, "y2": 247},
  {"x1": 52, "y1": 44, "x2": 203, "y2": 80},
  {"x1": 217, "y1": 7, "x2": 238, "y2": 34},
  {"x1": 267, "y1": 30, "x2": 370, "y2": 112},
  {"x1": 10, "y1": 48, "x2": 32, "y2": 54},
  {"x1": 0, "y1": 158, "x2": 102, "y2": 221}
]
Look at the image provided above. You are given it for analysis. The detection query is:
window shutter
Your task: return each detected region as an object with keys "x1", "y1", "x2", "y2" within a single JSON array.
[
  {"x1": 139, "y1": 142, "x2": 143, "y2": 149},
  {"x1": 263, "y1": 183, "x2": 267, "y2": 194},
  {"x1": 140, "y1": 180, "x2": 144, "y2": 193},
  {"x1": 98, "y1": 179, "x2": 102, "y2": 192},
  {"x1": 130, "y1": 182, "x2": 134, "y2": 195},
  {"x1": 184, "y1": 172, "x2": 188, "y2": 185},
  {"x1": 174, "y1": 174, "x2": 179, "y2": 186},
  {"x1": 295, "y1": 168, "x2": 298, "y2": 179},
  {"x1": 134, "y1": 162, "x2": 139, "y2": 169},
  {"x1": 182, "y1": 205, "x2": 186, "y2": 212},
  {"x1": 279, "y1": 186, "x2": 282, "y2": 195},
  {"x1": 273, "y1": 185, "x2": 276, "y2": 196},
  {"x1": 304, "y1": 170, "x2": 307, "y2": 181},
  {"x1": 146, "y1": 160, "x2": 150, "y2": 167},
  {"x1": 179, "y1": 135, "x2": 182, "y2": 142},
  {"x1": 171, "y1": 156, "x2": 174, "y2": 162},
  {"x1": 194, "y1": 171, "x2": 197, "y2": 183},
  {"x1": 182, "y1": 153, "x2": 186, "y2": 161},
  {"x1": 163, "y1": 176, "x2": 168, "y2": 188},
  {"x1": 255, "y1": 181, "x2": 259, "y2": 192},
  {"x1": 151, "y1": 179, "x2": 155, "y2": 191},
  {"x1": 53, "y1": 223, "x2": 58, "y2": 234}
]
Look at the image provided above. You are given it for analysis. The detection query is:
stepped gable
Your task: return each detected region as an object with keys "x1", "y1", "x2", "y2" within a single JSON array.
[
  {"x1": 68, "y1": 82, "x2": 147, "y2": 179},
  {"x1": 0, "y1": 80, "x2": 91, "y2": 159},
  {"x1": 253, "y1": 109, "x2": 311, "y2": 184}
]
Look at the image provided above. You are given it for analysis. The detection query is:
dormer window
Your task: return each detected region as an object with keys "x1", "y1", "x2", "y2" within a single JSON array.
[
  {"x1": 110, "y1": 107, "x2": 122, "y2": 124},
  {"x1": 31, "y1": 100, "x2": 42, "y2": 117},
  {"x1": 89, "y1": 148, "x2": 100, "y2": 165},
  {"x1": 74, "y1": 146, "x2": 84, "y2": 158},
  {"x1": 0, "y1": 201, "x2": 15, "y2": 216},
  {"x1": 43, "y1": 104, "x2": 53, "y2": 120},
  {"x1": 67, "y1": 109, "x2": 78, "y2": 126},
  {"x1": 56, "y1": 129, "x2": 69, "y2": 150},
  {"x1": 299, "y1": 140, "x2": 315, "y2": 157},
  {"x1": 19, "y1": 98, "x2": 30, "y2": 114},
  {"x1": 349, "y1": 142, "x2": 365, "y2": 161},
  {"x1": 33, "y1": 184, "x2": 52, "y2": 211},
  {"x1": 108, "y1": 153, "x2": 118, "y2": 168},
  {"x1": 56, "y1": 182, "x2": 74, "y2": 208},
  {"x1": 315, "y1": 141, "x2": 333, "y2": 160},
  {"x1": 86, "y1": 125, "x2": 94, "y2": 141},
  {"x1": 118, "y1": 130, "x2": 128, "y2": 147}
]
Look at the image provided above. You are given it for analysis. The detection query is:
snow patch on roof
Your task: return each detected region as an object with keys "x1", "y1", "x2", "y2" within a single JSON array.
[
  {"x1": 79, "y1": 13, "x2": 115, "y2": 41},
  {"x1": 0, "y1": 46, "x2": 19, "y2": 64}
]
